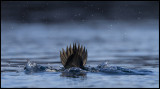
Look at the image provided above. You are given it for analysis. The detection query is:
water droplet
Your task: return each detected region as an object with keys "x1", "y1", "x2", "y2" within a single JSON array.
[
  {"x1": 138, "y1": 11, "x2": 142, "y2": 14},
  {"x1": 137, "y1": 17, "x2": 141, "y2": 20}
]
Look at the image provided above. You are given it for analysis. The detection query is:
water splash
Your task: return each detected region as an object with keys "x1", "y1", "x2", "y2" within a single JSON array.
[
  {"x1": 95, "y1": 62, "x2": 152, "y2": 75},
  {"x1": 24, "y1": 60, "x2": 152, "y2": 76}
]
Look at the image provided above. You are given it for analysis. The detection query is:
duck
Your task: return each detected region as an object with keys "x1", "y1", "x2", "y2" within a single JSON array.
[{"x1": 60, "y1": 43, "x2": 87, "y2": 69}]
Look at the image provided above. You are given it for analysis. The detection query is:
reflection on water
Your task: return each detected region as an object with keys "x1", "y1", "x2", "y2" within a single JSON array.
[{"x1": 1, "y1": 20, "x2": 159, "y2": 88}]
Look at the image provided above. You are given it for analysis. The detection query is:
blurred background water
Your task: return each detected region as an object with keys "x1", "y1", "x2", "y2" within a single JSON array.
[{"x1": 1, "y1": 1, "x2": 159, "y2": 88}]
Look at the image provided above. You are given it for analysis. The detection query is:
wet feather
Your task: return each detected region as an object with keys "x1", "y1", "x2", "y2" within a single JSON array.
[{"x1": 60, "y1": 43, "x2": 88, "y2": 69}]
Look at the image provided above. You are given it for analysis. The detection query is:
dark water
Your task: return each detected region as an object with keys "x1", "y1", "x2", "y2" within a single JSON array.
[{"x1": 1, "y1": 20, "x2": 159, "y2": 88}]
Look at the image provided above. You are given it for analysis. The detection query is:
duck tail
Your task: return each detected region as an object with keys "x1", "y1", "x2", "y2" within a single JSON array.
[{"x1": 60, "y1": 43, "x2": 87, "y2": 67}]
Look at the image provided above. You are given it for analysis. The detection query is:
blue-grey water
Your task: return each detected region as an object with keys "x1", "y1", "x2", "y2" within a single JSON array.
[{"x1": 1, "y1": 20, "x2": 159, "y2": 88}]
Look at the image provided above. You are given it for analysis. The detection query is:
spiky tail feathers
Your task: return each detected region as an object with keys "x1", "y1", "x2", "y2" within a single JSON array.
[{"x1": 60, "y1": 43, "x2": 87, "y2": 69}]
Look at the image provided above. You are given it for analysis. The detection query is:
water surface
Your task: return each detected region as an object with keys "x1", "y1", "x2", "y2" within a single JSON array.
[{"x1": 1, "y1": 20, "x2": 159, "y2": 88}]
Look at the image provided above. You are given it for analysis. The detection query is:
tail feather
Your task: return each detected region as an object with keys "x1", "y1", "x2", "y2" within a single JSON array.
[{"x1": 60, "y1": 43, "x2": 88, "y2": 69}]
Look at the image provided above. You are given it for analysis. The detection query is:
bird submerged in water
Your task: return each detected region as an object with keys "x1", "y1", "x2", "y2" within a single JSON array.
[{"x1": 60, "y1": 43, "x2": 87, "y2": 69}]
